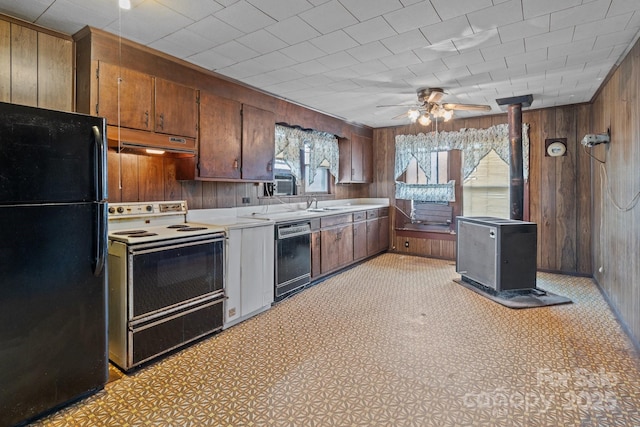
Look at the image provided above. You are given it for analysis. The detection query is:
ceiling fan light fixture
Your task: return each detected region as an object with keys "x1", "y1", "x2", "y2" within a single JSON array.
[
  {"x1": 443, "y1": 110, "x2": 453, "y2": 121},
  {"x1": 408, "y1": 109, "x2": 420, "y2": 122},
  {"x1": 418, "y1": 114, "x2": 431, "y2": 126},
  {"x1": 119, "y1": 0, "x2": 131, "y2": 9}
]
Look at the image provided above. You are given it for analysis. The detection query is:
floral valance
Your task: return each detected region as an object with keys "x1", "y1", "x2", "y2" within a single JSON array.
[
  {"x1": 396, "y1": 180, "x2": 456, "y2": 203},
  {"x1": 395, "y1": 123, "x2": 530, "y2": 183},
  {"x1": 275, "y1": 124, "x2": 339, "y2": 183}
]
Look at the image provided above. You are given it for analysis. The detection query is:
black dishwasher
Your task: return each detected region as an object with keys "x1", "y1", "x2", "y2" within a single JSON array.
[{"x1": 275, "y1": 221, "x2": 311, "y2": 301}]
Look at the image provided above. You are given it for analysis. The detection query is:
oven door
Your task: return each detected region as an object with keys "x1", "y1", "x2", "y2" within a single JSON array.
[{"x1": 128, "y1": 235, "x2": 224, "y2": 321}]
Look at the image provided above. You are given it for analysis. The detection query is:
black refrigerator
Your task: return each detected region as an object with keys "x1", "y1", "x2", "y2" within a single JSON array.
[{"x1": 0, "y1": 102, "x2": 108, "y2": 427}]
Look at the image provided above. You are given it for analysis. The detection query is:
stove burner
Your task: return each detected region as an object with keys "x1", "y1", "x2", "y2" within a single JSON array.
[
  {"x1": 112, "y1": 230, "x2": 148, "y2": 235},
  {"x1": 167, "y1": 224, "x2": 189, "y2": 229},
  {"x1": 130, "y1": 232, "x2": 158, "y2": 237},
  {"x1": 176, "y1": 227, "x2": 208, "y2": 232}
]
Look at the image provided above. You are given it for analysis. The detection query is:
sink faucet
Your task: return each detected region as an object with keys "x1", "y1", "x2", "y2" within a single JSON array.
[{"x1": 306, "y1": 197, "x2": 318, "y2": 209}]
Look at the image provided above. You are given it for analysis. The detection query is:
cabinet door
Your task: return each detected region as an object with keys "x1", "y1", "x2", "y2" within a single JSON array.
[
  {"x1": 378, "y1": 215, "x2": 389, "y2": 252},
  {"x1": 337, "y1": 223, "x2": 354, "y2": 267},
  {"x1": 198, "y1": 92, "x2": 242, "y2": 179},
  {"x1": 320, "y1": 228, "x2": 339, "y2": 274},
  {"x1": 338, "y1": 134, "x2": 372, "y2": 183},
  {"x1": 366, "y1": 218, "x2": 379, "y2": 256},
  {"x1": 97, "y1": 62, "x2": 152, "y2": 130},
  {"x1": 353, "y1": 221, "x2": 367, "y2": 260},
  {"x1": 351, "y1": 135, "x2": 364, "y2": 181},
  {"x1": 311, "y1": 231, "x2": 321, "y2": 278},
  {"x1": 242, "y1": 104, "x2": 275, "y2": 180},
  {"x1": 154, "y1": 78, "x2": 197, "y2": 138}
]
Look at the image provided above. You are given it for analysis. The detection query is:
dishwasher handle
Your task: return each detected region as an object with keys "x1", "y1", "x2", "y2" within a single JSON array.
[{"x1": 277, "y1": 223, "x2": 311, "y2": 239}]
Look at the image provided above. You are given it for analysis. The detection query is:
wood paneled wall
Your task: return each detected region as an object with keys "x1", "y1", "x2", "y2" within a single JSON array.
[
  {"x1": 590, "y1": 38, "x2": 640, "y2": 344},
  {"x1": 371, "y1": 105, "x2": 592, "y2": 275},
  {"x1": 0, "y1": 15, "x2": 73, "y2": 111}
]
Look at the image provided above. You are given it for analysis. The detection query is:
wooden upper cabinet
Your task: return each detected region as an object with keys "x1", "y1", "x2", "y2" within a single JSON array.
[
  {"x1": 98, "y1": 62, "x2": 153, "y2": 130},
  {"x1": 155, "y1": 78, "x2": 197, "y2": 138},
  {"x1": 339, "y1": 133, "x2": 372, "y2": 183},
  {"x1": 198, "y1": 91, "x2": 242, "y2": 179},
  {"x1": 241, "y1": 104, "x2": 275, "y2": 181},
  {"x1": 97, "y1": 62, "x2": 197, "y2": 139}
]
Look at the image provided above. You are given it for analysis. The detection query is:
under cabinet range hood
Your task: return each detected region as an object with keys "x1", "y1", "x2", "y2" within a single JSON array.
[{"x1": 107, "y1": 125, "x2": 196, "y2": 156}]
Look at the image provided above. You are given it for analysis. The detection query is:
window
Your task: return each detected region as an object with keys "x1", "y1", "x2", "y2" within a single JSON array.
[
  {"x1": 303, "y1": 143, "x2": 329, "y2": 193},
  {"x1": 462, "y1": 150, "x2": 509, "y2": 217},
  {"x1": 404, "y1": 151, "x2": 448, "y2": 185}
]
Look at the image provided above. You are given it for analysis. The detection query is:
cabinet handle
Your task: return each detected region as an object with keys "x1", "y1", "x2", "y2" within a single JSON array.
[
  {"x1": 144, "y1": 111, "x2": 149, "y2": 128},
  {"x1": 233, "y1": 159, "x2": 239, "y2": 169},
  {"x1": 267, "y1": 160, "x2": 273, "y2": 172},
  {"x1": 159, "y1": 113, "x2": 164, "y2": 130}
]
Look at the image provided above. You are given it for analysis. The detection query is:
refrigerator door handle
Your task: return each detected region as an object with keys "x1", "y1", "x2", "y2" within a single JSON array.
[
  {"x1": 92, "y1": 125, "x2": 107, "y2": 201},
  {"x1": 94, "y1": 203, "x2": 107, "y2": 276}
]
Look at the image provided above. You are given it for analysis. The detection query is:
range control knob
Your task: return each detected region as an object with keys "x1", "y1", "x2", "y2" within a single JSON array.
[
  {"x1": 146, "y1": 205, "x2": 153, "y2": 212},
  {"x1": 117, "y1": 207, "x2": 124, "y2": 213},
  {"x1": 108, "y1": 207, "x2": 115, "y2": 214}
]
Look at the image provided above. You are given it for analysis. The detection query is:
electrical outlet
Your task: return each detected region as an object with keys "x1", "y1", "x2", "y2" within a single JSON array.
[
  {"x1": 404, "y1": 241, "x2": 409, "y2": 248},
  {"x1": 242, "y1": 197, "x2": 250, "y2": 204},
  {"x1": 228, "y1": 308, "x2": 236, "y2": 317}
]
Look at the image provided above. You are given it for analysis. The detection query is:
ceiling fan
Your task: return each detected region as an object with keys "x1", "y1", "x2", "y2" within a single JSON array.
[{"x1": 379, "y1": 88, "x2": 492, "y2": 126}]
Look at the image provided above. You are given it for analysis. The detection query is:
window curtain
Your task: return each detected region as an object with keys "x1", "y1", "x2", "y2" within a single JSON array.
[
  {"x1": 394, "y1": 123, "x2": 530, "y2": 201},
  {"x1": 275, "y1": 124, "x2": 339, "y2": 184}
]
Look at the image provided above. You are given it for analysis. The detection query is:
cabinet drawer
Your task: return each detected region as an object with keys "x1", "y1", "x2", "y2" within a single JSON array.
[
  {"x1": 366, "y1": 209, "x2": 378, "y2": 219},
  {"x1": 353, "y1": 211, "x2": 366, "y2": 222},
  {"x1": 379, "y1": 207, "x2": 389, "y2": 217},
  {"x1": 310, "y1": 218, "x2": 321, "y2": 232},
  {"x1": 321, "y1": 214, "x2": 352, "y2": 227}
]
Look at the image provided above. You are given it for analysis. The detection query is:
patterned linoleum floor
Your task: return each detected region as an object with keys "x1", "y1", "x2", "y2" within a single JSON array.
[{"x1": 30, "y1": 254, "x2": 640, "y2": 426}]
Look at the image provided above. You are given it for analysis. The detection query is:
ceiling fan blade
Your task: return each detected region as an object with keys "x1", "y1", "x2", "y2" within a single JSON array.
[
  {"x1": 442, "y1": 103, "x2": 492, "y2": 111},
  {"x1": 376, "y1": 103, "x2": 417, "y2": 108},
  {"x1": 392, "y1": 112, "x2": 410, "y2": 120}
]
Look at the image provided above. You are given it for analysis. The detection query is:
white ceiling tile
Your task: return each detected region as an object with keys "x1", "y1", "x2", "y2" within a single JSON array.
[
  {"x1": 310, "y1": 30, "x2": 359, "y2": 54},
  {"x1": 348, "y1": 59, "x2": 390, "y2": 77},
  {"x1": 188, "y1": 49, "x2": 236, "y2": 70},
  {"x1": 211, "y1": 40, "x2": 260, "y2": 62},
  {"x1": 297, "y1": 74, "x2": 337, "y2": 87},
  {"x1": 400, "y1": 0, "x2": 423, "y2": 5},
  {"x1": 254, "y1": 51, "x2": 298, "y2": 70},
  {"x1": 467, "y1": 59, "x2": 507, "y2": 75},
  {"x1": 430, "y1": 0, "x2": 492, "y2": 20},
  {"x1": 316, "y1": 51, "x2": 360, "y2": 70},
  {"x1": 420, "y1": 15, "x2": 473, "y2": 45},
  {"x1": 343, "y1": 17, "x2": 398, "y2": 45},
  {"x1": 263, "y1": 67, "x2": 307, "y2": 83},
  {"x1": 280, "y1": 41, "x2": 327, "y2": 62},
  {"x1": 324, "y1": 67, "x2": 361, "y2": 80},
  {"x1": 505, "y1": 47, "x2": 548, "y2": 67},
  {"x1": 456, "y1": 71, "x2": 493, "y2": 86},
  {"x1": 243, "y1": 72, "x2": 290, "y2": 88},
  {"x1": 498, "y1": 15, "x2": 549, "y2": 43},
  {"x1": 407, "y1": 58, "x2": 448, "y2": 76},
  {"x1": 442, "y1": 50, "x2": 485, "y2": 69},
  {"x1": 413, "y1": 40, "x2": 458, "y2": 62},
  {"x1": 347, "y1": 41, "x2": 392, "y2": 62},
  {"x1": 467, "y1": 0, "x2": 522, "y2": 32},
  {"x1": 550, "y1": 0, "x2": 609, "y2": 30},
  {"x1": 34, "y1": 0, "x2": 118, "y2": 34},
  {"x1": 594, "y1": 28, "x2": 640, "y2": 50},
  {"x1": 609, "y1": 0, "x2": 640, "y2": 17},
  {"x1": 299, "y1": 1, "x2": 358, "y2": 34},
  {"x1": 525, "y1": 57, "x2": 567, "y2": 74},
  {"x1": 524, "y1": 27, "x2": 573, "y2": 51},
  {"x1": 381, "y1": 29, "x2": 430, "y2": 54},
  {"x1": 307, "y1": 0, "x2": 331, "y2": 5},
  {"x1": 625, "y1": 11, "x2": 640, "y2": 29},
  {"x1": 187, "y1": 15, "x2": 244, "y2": 45},
  {"x1": 216, "y1": 0, "x2": 241, "y2": 6},
  {"x1": 264, "y1": 79, "x2": 312, "y2": 94},
  {"x1": 246, "y1": 0, "x2": 313, "y2": 20},
  {"x1": 266, "y1": 15, "x2": 321, "y2": 44},
  {"x1": 378, "y1": 50, "x2": 422, "y2": 68},
  {"x1": 104, "y1": 2, "x2": 194, "y2": 44},
  {"x1": 156, "y1": 0, "x2": 223, "y2": 20},
  {"x1": 452, "y1": 28, "x2": 501, "y2": 53},
  {"x1": 290, "y1": 59, "x2": 332, "y2": 75},
  {"x1": 573, "y1": 13, "x2": 632, "y2": 41},
  {"x1": 338, "y1": 0, "x2": 403, "y2": 22},
  {"x1": 383, "y1": 1, "x2": 440, "y2": 34},
  {"x1": 522, "y1": 0, "x2": 581, "y2": 19},
  {"x1": 149, "y1": 29, "x2": 217, "y2": 59},
  {"x1": 214, "y1": 1, "x2": 276, "y2": 33},
  {"x1": 236, "y1": 30, "x2": 288, "y2": 54},
  {"x1": 480, "y1": 39, "x2": 524, "y2": 60},
  {"x1": 488, "y1": 64, "x2": 527, "y2": 81},
  {"x1": 404, "y1": 73, "x2": 444, "y2": 89},
  {"x1": 434, "y1": 66, "x2": 472, "y2": 85},
  {"x1": 0, "y1": 0, "x2": 53, "y2": 22},
  {"x1": 548, "y1": 38, "x2": 596, "y2": 59}
]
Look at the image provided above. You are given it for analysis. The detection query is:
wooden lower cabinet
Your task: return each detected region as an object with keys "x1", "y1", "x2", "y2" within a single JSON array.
[
  {"x1": 353, "y1": 220, "x2": 367, "y2": 260},
  {"x1": 320, "y1": 223, "x2": 353, "y2": 274},
  {"x1": 311, "y1": 231, "x2": 321, "y2": 278}
]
